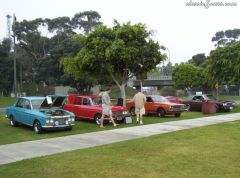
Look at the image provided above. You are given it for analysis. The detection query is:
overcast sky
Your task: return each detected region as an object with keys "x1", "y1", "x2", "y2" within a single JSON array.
[{"x1": 0, "y1": 0, "x2": 239, "y2": 64}]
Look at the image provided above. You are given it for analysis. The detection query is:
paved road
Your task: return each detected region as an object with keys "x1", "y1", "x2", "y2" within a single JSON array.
[{"x1": 0, "y1": 113, "x2": 240, "y2": 165}]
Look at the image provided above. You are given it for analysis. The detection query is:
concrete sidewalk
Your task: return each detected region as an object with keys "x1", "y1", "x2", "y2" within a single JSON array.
[{"x1": 1, "y1": 113, "x2": 240, "y2": 165}]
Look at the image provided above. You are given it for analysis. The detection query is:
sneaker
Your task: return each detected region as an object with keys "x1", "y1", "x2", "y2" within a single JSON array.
[
  {"x1": 140, "y1": 121, "x2": 143, "y2": 124},
  {"x1": 136, "y1": 118, "x2": 139, "y2": 123}
]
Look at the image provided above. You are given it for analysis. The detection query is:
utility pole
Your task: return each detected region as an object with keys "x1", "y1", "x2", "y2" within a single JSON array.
[{"x1": 13, "y1": 13, "x2": 17, "y2": 97}]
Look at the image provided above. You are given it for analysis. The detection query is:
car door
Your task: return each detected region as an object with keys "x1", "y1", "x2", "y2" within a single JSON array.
[
  {"x1": 191, "y1": 96, "x2": 203, "y2": 111},
  {"x1": 21, "y1": 99, "x2": 34, "y2": 125},
  {"x1": 14, "y1": 98, "x2": 33, "y2": 125},
  {"x1": 145, "y1": 97, "x2": 154, "y2": 113},
  {"x1": 80, "y1": 97, "x2": 95, "y2": 119}
]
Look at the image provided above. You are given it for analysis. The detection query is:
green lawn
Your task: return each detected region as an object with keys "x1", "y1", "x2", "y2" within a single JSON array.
[
  {"x1": 0, "y1": 96, "x2": 15, "y2": 107},
  {"x1": 1, "y1": 105, "x2": 240, "y2": 145},
  {"x1": 0, "y1": 120, "x2": 240, "y2": 178}
]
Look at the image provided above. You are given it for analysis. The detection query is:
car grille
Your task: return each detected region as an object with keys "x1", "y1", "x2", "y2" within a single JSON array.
[{"x1": 169, "y1": 105, "x2": 184, "y2": 111}]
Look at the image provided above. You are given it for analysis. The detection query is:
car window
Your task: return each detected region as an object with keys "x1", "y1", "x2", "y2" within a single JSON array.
[
  {"x1": 16, "y1": 98, "x2": 24, "y2": 108},
  {"x1": 31, "y1": 99, "x2": 45, "y2": 109},
  {"x1": 22, "y1": 99, "x2": 31, "y2": 110},
  {"x1": 152, "y1": 96, "x2": 169, "y2": 103},
  {"x1": 92, "y1": 98, "x2": 102, "y2": 105},
  {"x1": 83, "y1": 98, "x2": 91, "y2": 105},
  {"x1": 74, "y1": 97, "x2": 83, "y2": 105},
  {"x1": 146, "y1": 97, "x2": 153, "y2": 102}
]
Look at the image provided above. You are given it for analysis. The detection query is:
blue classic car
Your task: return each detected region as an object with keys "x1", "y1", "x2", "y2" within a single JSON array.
[{"x1": 5, "y1": 96, "x2": 75, "y2": 134}]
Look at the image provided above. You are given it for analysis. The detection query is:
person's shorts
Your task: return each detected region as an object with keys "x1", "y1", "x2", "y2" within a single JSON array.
[
  {"x1": 102, "y1": 105, "x2": 112, "y2": 115},
  {"x1": 135, "y1": 107, "x2": 145, "y2": 115}
]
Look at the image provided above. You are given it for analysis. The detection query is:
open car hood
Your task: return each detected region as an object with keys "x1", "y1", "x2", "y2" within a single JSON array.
[{"x1": 40, "y1": 95, "x2": 67, "y2": 109}]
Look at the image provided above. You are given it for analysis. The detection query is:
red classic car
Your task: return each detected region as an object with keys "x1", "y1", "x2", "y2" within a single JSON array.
[
  {"x1": 126, "y1": 95, "x2": 187, "y2": 117},
  {"x1": 63, "y1": 94, "x2": 130, "y2": 125}
]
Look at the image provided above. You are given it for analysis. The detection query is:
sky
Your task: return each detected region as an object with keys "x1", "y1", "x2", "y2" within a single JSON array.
[{"x1": 0, "y1": 0, "x2": 239, "y2": 64}]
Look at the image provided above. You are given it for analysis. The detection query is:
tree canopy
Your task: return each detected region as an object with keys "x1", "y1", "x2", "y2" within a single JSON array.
[
  {"x1": 1, "y1": 11, "x2": 102, "y2": 94},
  {"x1": 207, "y1": 41, "x2": 240, "y2": 85},
  {"x1": 172, "y1": 63, "x2": 206, "y2": 91},
  {"x1": 212, "y1": 29, "x2": 240, "y2": 47},
  {"x1": 187, "y1": 53, "x2": 206, "y2": 67},
  {"x1": 61, "y1": 21, "x2": 166, "y2": 103}
]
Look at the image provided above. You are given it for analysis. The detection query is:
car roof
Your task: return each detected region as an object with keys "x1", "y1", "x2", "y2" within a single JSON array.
[
  {"x1": 75, "y1": 95, "x2": 100, "y2": 98},
  {"x1": 17, "y1": 96, "x2": 45, "y2": 100}
]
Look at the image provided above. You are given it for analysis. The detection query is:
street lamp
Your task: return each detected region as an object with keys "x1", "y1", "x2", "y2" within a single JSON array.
[{"x1": 12, "y1": 13, "x2": 17, "y2": 97}]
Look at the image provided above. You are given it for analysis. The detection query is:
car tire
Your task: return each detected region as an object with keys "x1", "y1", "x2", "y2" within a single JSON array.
[
  {"x1": 157, "y1": 108, "x2": 165, "y2": 117},
  {"x1": 65, "y1": 126, "x2": 72, "y2": 131},
  {"x1": 10, "y1": 115, "x2": 18, "y2": 127},
  {"x1": 94, "y1": 114, "x2": 101, "y2": 125},
  {"x1": 130, "y1": 107, "x2": 135, "y2": 116},
  {"x1": 33, "y1": 120, "x2": 43, "y2": 134},
  {"x1": 174, "y1": 113, "x2": 181, "y2": 117}
]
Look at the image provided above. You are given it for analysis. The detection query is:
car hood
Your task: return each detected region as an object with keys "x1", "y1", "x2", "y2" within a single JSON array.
[{"x1": 40, "y1": 96, "x2": 67, "y2": 109}]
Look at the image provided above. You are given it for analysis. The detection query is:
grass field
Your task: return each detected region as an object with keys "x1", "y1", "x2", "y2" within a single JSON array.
[
  {"x1": 0, "y1": 120, "x2": 239, "y2": 178},
  {"x1": 1, "y1": 104, "x2": 240, "y2": 145},
  {"x1": 0, "y1": 96, "x2": 15, "y2": 107}
]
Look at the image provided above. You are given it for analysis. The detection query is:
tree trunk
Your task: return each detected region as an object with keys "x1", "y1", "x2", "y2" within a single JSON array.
[{"x1": 119, "y1": 83, "x2": 127, "y2": 106}]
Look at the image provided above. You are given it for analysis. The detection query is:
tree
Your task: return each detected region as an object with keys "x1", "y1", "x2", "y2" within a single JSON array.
[
  {"x1": 212, "y1": 29, "x2": 240, "y2": 47},
  {"x1": 13, "y1": 11, "x2": 102, "y2": 86},
  {"x1": 172, "y1": 64, "x2": 206, "y2": 94},
  {"x1": 71, "y1": 11, "x2": 102, "y2": 33},
  {"x1": 0, "y1": 39, "x2": 13, "y2": 95},
  {"x1": 207, "y1": 41, "x2": 240, "y2": 86},
  {"x1": 61, "y1": 22, "x2": 166, "y2": 105},
  {"x1": 188, "y1": 53, "x2": 206, "y2": 67}
]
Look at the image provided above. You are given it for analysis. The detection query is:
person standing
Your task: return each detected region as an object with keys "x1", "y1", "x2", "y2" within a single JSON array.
[
  {"x1": 133, "y1": 91, "x2": 146, "y2": 124},
  {"x1": 99, "y1": 88, "x2": 118, "y2": 128}
]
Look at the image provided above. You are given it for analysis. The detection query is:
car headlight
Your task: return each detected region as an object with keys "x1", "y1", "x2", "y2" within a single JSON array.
[
  {"x1": 46, "y1": 119, "x2": 50, "y2": 124},
  {"x1": 223, "y1": 103, "x2": 227, "y2": 106},
  {"x1": 50, "y1": 119, "x2": 54, "y2": 123},
  {"x1": 122, "y1": 111, "x2": 128, "y2": 115}
]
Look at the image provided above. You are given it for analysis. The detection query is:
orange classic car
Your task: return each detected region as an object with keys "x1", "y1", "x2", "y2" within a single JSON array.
[{"x1": 126, "y1": 95, "x2": 187, "y2": 117}]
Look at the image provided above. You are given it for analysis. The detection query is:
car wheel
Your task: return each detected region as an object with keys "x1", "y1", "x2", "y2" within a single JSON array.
[
  {"x1": 10, "y1": 115, "x2": 18, "y2": 127},
  {"x1": 174, "y1": 113, "x2": 181, "y2": 117},
  {"x1": 94, "y1": 114, "x2": 101, "y2": 125},
  {"x1": 33, "y1": 120, "x2": 43, "y2": 134},
  {"x1": 130, "y1": 107, "x2": 135, "y2": 116},
  {"x1": 157, "y1": 108, "x2": 165, "y2": 117},
  {"x1": 65, "y1": 126, "x2": 72, "y2": 131}
]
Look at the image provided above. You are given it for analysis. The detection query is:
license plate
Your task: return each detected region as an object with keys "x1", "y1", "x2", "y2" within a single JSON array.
[
  {"x1": 125, "y1": 117, "x2": 132, "y2": 124},
  {"x1": 117, "y1": 117, "x2": 123, "y2": 120}
]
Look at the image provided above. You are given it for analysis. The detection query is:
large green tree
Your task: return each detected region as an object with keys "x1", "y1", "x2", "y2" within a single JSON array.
[
  {"x1": 212, "y1": 29, "x2": 240, "y2": 47},
  {"x1": 0, "y1": 39, "x2": 13, "y2": 95},
  {"x1": 172, "y1": 64, "x2": 206, "y2": 94},
  {"x1": 62, "y1": 22, "x2": 165, "y2": 104},
  {"x1": 207, "y1": 41, "x2": 240, "y2": 86},
  {"x1": 13, "y1": 11, "x2": 102, "y2": 86},
  {"x1": 188, "y1": 53, "x2": 206, "y2": 68}
]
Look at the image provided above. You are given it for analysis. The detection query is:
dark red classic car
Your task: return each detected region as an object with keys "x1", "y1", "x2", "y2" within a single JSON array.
[
  {"x1": 182, "y1": 94, "x2": 233, "y2": 112},
  {"x1": 63, "y1": 94, "x2": 130, "y2": 125}
]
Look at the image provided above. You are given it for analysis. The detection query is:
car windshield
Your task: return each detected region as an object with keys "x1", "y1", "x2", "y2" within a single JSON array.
[
  {"x1": 92, "y1": 97, "x2": 102, "y2": 105},
  {"x1": 152, "y1": 96, "x2": 169, "y2": 103},
  {"x1": 31, "y1": 98, "x2": 45, "y2": 109}
]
